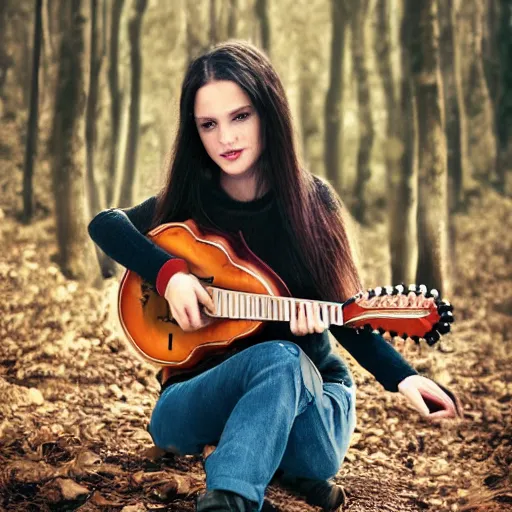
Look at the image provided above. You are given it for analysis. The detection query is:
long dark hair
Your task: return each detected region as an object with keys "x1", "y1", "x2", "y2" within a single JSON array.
[{"x1": 151, "y1": 40, "x2": 362, "y2": 302}]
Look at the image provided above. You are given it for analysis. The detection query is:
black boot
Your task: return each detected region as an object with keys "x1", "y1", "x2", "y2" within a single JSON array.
[
  {"x1": 279, "y1": 476, "x2": 347, "y2": 511},
  {"x1": 196, "y1": 489, "x2": 259, "y2": 512}
]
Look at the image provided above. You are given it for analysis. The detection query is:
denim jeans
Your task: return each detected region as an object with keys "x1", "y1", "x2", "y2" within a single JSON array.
[{"x1": 148, "y1": 340, "x2": 357, "y2": 510}]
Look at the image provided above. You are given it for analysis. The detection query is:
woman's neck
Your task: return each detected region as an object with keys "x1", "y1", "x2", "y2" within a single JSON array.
[{"x1": 219, "y1": 171, "x2": 269, "y2": 202}]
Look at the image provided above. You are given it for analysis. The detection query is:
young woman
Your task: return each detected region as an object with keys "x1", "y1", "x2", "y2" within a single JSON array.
[{"x1": 88, "y1": 40, "x2": 458, "y2": 512}]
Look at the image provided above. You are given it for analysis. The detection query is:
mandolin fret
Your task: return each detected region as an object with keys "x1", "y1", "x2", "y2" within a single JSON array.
[
  {"x1": 209, "y1": 290, "x2": 343, "y2": 326},
  {"x1": 239, "y1": 293, "x2": 245, "y2": 318}
]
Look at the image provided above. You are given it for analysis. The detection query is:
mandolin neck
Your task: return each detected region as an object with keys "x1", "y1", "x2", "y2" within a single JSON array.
[{"x1": 205, "y1": 286, "x2": 345, "y2": 325}]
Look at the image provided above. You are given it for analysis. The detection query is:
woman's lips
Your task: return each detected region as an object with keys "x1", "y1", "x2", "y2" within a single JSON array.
[{"x1": 221, "y1": 149, "x2": 244, "y2": 161}]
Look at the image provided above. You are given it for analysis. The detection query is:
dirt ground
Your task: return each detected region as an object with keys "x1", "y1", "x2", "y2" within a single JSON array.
[{"x1": 0, "y1": 115, "x2": 511, "y2": 512}]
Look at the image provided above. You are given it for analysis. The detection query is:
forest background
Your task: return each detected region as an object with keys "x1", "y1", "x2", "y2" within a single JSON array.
[{"x1": 0, "y1": 0, "x2": 511, "y2": 511}]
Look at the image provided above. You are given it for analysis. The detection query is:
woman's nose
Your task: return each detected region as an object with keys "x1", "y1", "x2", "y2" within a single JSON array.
[{"x1": 218, "y1": 125, "x2": 236, "y2": 146}]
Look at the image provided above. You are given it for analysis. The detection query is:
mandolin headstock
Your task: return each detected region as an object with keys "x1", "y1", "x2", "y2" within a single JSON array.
[{"x1": 342, "y1": 284, "x2": 454, "y2": 346}]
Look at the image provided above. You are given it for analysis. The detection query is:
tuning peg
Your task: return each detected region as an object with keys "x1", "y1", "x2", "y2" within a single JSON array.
[
  {"x1": 389, "y1": 330, "x2": 398, "y2": 337},
  {"x1": 367, "y1": 288, "x2": 375, "y2": 298},
  {"x1": 384, "y1": 285, "x2": 394, "y2": 295},
  {"x1": 408, "y1": 284, "x2": 417, "y2": 293},
  {"x1": 425, "y1": 330, "x2": 441, "y2": 346},
  {"x1": 435, "y1": 322, "x2": 451, "y2": 334},
  {"x1": 378, "y1": 327, "x2": 386, "y2": 334},
  {"x1": 364, "y1": 323, "x2": 373, "y2": 331},
  {"x1": 395, "y1": 284, "x2": 405, "y2": 294},
  {"x1": 440, "y1": 311, "x2": 455, "y2": 323},
  {"x1": 418, "y1": 284, "x2": 427, "y2": 295},
  {"x1": 411, "y1": 335, "x2": 420, "y2": 344},
  {"x1": 429, "y1": 288, "x2": 439, "y2": 299},
  {"x1": 401, "y1": 332, "x2": 408, "y2": 339},
  {"x1": 438, "y1": 301, "x2": 453, "y2": 313},
  {"x1": 374, "y1": 286, "x2": 383, "y2": 296}
]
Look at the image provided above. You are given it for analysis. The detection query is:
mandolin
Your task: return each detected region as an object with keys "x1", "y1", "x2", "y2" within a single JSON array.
[{"x1": 117, "y1": 220, "x2": 454, "y2": 369}]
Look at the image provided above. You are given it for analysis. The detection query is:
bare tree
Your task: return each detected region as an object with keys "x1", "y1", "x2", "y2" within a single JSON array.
[
  {"x1": 254, "y1": 0, "x2": 270, "y2": 54},
  {"x1": 86, "y1": 0, "x2": 106, "y2": 217},
  {"x1": 438, "y1": 0, "x2": 471, "y2": 211},
  {"x1": 106, "y1": 0, "x2": 125, "y2": 207},
  {"x1": 117, "y1": 0, "x2": 147, "y2": 208},
  {"x1": 497, "y1": 0, "x2": 512, "y2": 195},
  {"x1": 298, "y1": 27, "x2": 322, "y2": 176},
  {"x1": 85, "y1": 0, "x2": 118, "y2": 278},
  {"x1": 209, "y1": 0, "x2": 218, "y2": 44},
  {"x1": 50, "y1": 0, "x2": 101, "y2": 283},
  {"x1": 483, "y1": 0, "x2": 502, "y2": 110},
  {"x1": 412, "y1": 0, "x2": 451, "y2": 296},
  {"x1": 389, "y1": 0, "x2": 419, "y2": 286},
  {"x1": 22, "y1": 0, "x2": 43, "y2": 223},
  {"x1": 460, "y1": 1, "x2": 498, "y2": 181},
  {"x1": 351, "y1": 0, "x2": 374, "y2": 224},
  {"x1": 0, "y1": 2, "x2": 13, "y2": 101},
  {"x1": 324, "y1": 0, "x2": 349, "y2": 192},
  {"x1": 227, "y1": 0, "x2": 238, "y2": 38},
  {"x1": 186, "y1": 1, "x2": 209, "y2": 65},
  {"x1": 374, "y1": 0, "x2": 400, "y2": 197}
]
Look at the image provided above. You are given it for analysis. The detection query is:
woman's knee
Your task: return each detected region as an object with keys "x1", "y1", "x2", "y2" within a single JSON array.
[
  {"x1": 148, "y1": 397, "x2": 202, "y2": 455},
  {"x1": 149, "y1": 414, "x2": 202, "y2": 455},
  {"x1": 249, "y1": 340, "x2": 302, "y2": 364},
  {"x1": 245, "y1": 341, "x2": 302, "y2": 379}
]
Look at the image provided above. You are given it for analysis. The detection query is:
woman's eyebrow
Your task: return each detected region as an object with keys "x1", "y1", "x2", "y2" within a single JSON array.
[{"x1": 195, "y1": 105, "x2": 252, "y2": 121}]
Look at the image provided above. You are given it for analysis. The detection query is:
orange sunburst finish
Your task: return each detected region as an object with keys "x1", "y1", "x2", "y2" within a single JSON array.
[{"x1": 118, "y1": 219, "x2": 290, "y2": 369}]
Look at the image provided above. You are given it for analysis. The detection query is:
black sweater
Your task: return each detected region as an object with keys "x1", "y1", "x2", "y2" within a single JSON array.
[{"x1": 88, "y1": 177, "x2": 418, "y2": 392}]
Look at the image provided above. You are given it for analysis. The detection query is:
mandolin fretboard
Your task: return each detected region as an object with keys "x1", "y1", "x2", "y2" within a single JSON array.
[{"x1": 207, "y1": 287, "x2": 344, "y2": 326}]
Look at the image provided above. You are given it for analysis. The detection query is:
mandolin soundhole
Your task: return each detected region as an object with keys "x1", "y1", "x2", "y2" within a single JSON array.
[{"x1": 140, "y1": 281, "x2": 157, "y2": 308}]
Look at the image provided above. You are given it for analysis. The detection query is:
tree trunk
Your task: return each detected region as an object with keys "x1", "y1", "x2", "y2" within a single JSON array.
[
  {"x1": 374, "y1": 0, "x2": 401, "y2": 203},
  {"x1": 0, "y1": 2, "x2": 12, "y2": 100},
  {"x1": 412, "y1": 0, "x2": 451, "y2": 296},
  {"x1": 438, "y1": 0, "x2": 472, "y2": 211},
  {"x1": 50, "y1": 0, "x2": 101, "y2": 284},
  {"x1": 186, "y1": 1, "x2": 209, "y2": 65},
  {"x1": 117, "y1": 0, "x2": 147, "y2": 208},
  {"x1": 209, "y1": 0, "x2": 218, "y2": 44},
  {"x1": 390, "y1": 0, "x2": 418, "y2": 287},
  {"x1": 22, "y1": 0, "x2": 42, "y2": 223},
  {"x1": 86, "y1": 0, "x2": 105, "y2": 216},
  {"x1": 106, "y1": 0, "x2": 125, "y2": 207},
  {"x1": 299, "y1": 59, "x2": 321, "y2": 176},
  {"x1": 497, "y1": 0, "x2": 512, "y2": 195},
  {"x1": 461, "y1": 0, "x2": 498, "y2": 181},
  {"x1": 483, "y1": 0, "x2": 501, "y2": 110},
  {"x1": 351, "y1": 0, "x2": 374, "y2": 224},
  {"x1": 254, "y1": 0, "x2": 270, "y2": 54},
  {"x1": 324, "y1": 0, "x2": 348, "y2": 192},
  {"x1": 86, "y1": 0, "x2": 118, "y2": 278},
  {"x1": 227, "y1": 0, "x2": 238, "y2": 38}
]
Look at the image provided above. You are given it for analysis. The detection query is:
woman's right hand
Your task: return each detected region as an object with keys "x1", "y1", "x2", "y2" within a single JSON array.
[{"x1": 164, "y1": 272, "x2": 216, "y2": 332}]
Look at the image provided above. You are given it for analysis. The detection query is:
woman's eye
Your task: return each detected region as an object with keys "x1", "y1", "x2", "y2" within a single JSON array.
[{"x1": 200, "y1": 113, "x2": 249, "y2": 130}]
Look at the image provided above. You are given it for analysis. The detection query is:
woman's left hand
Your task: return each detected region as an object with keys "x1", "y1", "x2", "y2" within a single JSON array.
[
  {"x1": 290, "y1": 301, "x2": 327, "y2": 336},
  {"x1": 398, "y1": 375, "x2": 461, "y2": 421}
]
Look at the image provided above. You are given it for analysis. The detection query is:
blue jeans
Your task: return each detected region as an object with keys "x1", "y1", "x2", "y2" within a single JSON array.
[{"x1": 149, "y1": 341, "x2": 356, "y2": 510}]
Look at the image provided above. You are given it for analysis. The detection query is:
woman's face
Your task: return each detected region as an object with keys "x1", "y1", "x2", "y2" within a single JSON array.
[{"x1": 194, "y1": 80, "x2": 262, "y2": 180}]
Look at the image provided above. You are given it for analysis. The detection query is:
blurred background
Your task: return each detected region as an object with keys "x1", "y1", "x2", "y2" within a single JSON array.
[{"x1": 0, "y1": 1, "x2": 511, "y2": 511}]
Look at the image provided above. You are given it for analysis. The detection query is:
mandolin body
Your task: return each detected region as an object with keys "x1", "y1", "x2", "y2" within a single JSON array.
[{"x1": 118, "y1": 219, "x2": 290, "y2": 368}]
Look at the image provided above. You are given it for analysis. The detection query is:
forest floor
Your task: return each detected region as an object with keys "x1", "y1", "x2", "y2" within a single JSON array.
[{"x1": 0, "y1": 113, "x2": 511, "y2": 512}]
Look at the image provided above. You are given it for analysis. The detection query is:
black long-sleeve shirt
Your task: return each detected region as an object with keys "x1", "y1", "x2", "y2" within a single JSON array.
[{"x1": 88, "y1": 177, "x2": 418, "y2": 392}]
